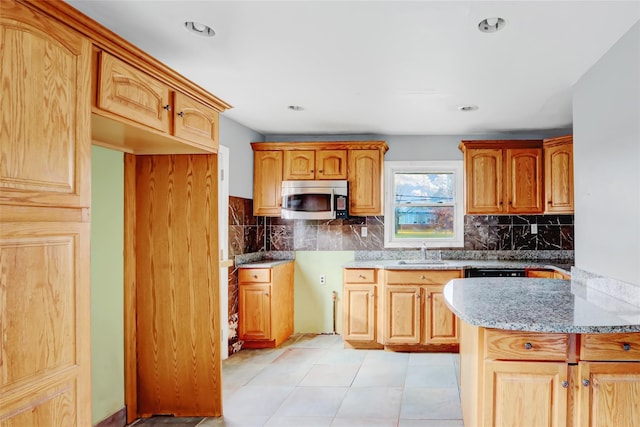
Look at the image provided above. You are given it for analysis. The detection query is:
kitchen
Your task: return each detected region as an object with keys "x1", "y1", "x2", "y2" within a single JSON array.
[{"x1": 1, "y1": 1, "x2": 639, "y2": 427}]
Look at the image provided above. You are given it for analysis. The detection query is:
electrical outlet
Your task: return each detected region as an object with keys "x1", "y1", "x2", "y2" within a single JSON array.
[
  {"x1": 531, "y1": 223, "x2": 538, "y2": 234},
  {"x1": 319, "y1": 274, "x2": 326, "y2": 285},
  {"x1": 361, "y1": 227, "x2": 368, "y2": 237}
]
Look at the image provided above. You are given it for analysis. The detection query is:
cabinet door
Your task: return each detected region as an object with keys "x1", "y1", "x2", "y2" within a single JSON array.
[
  {"x1": 506, "y1": 148, "x2": 543, "y2": 214},
  {"x1": 343, "y1": 284, "x2": 376, "y2": 341},
  {"x1": 1, "y1": 1, "x2": 91, "y2": 208},
  {"x1": 424, "y1": 286, "x2": 458, "y2": 344},
  {"x1": 484, "y1": 361, "x2": 568, "y2": 427},
  {"x1": 383, "y1": 285, "x2": 421, "y2": 344},
  {"x1": 239, "y1": 284, "x2": 272, "y2": 340},
  {"x1": 284, "y1": 150, "x2": 315, "y2": 180},
  {"x1": 349, "y1": 149, "x2": 383, "y2": 216},
  {"x1": 577, "y1": 362, "x2": 640, "y2": 427},
  {"x1": 253, "y1": 151, "x2": 283, "y2": 216},
  {"x1": 545, "y1": 141, "x2": 574, "y2": 213},
  {"x1": 97, "y1": 51, "x2": 171, "y2": 133},
  {"x1": 316, "y1": 150, "x2": 347, "y2": 180},
  {"x1": 173, "y1": 92, "x2": 219, "y2": 150},
  {"x1": 465, "y1": 148, "x2": 504, "y2": 214}
]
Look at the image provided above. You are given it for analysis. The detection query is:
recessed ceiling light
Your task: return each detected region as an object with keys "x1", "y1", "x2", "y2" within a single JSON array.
[
  {"x1": 184, "y1": 21, "x2": 216, "y2": 37},
  {"x1": 288, "y1": 105, "x2": 304, "y2": 111},
  {"x1": 478, "y1": 17, "x2": 506, "y2": 33},
  {"x1": 457, "y1": 105, "x2": 479, "y2": 112}
]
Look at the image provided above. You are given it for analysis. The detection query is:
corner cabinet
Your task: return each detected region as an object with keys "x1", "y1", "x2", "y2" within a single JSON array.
[
  {"x1": 238, "y1": 261, "x2": 294, "y2": 348},
  {"x1": 544, "y1": 135, "x2": 574, "y2": 213},
  {"x1": 460, "y1": 140, "x2": 543, "y2": 214},
  {"x1": 251, "y1": 141, "x2": 388, "y2": 217}
]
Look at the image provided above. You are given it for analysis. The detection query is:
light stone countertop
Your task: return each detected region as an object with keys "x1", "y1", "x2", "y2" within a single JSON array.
[
  {"x1": 443, "y1": 277, "x2": 640, "y2": 333},
  {"x1": 342, "y1": 259, "x2": 573, "y2": 275}
]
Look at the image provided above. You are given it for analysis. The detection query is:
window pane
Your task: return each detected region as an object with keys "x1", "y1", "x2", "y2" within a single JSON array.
[
  {"x1": 394, "y1": 173, "x2": 454, "y2": 204},
  {"x1": 394, "y1": 206, "x2": 454, "y2": 239}
]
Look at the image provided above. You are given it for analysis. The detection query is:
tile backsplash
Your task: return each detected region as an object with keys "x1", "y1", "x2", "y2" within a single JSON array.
[{"x1": 229, "y1": 196, "x2": 574, "y2": 253}]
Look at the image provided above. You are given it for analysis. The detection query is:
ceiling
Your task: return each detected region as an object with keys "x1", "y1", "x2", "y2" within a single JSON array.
[{"x1": 66, "y1": 1, "x2": 639, "y2": 136}]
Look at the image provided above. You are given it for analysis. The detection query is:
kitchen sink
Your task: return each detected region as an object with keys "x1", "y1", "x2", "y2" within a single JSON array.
[{"x1": 396, "y1": 260, "x2": 446, "y2": 265}]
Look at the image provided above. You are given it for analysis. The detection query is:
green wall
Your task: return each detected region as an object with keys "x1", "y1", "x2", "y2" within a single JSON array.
[
  {"x1": 293, "y1": 251, "x2": 355, "y2": 333},
  {"x1": 90, "y1": 146, "x2": 125, "y2": 424}
]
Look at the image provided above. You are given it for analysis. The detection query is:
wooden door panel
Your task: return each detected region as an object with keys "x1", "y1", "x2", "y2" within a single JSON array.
[
  {"x1": 545, "y1": 142, "x2": 574, "y2": 212},
  {"x1": 0, "y1": 2, "x2": 91, "y2": 208},
  {"x1": 507, "y1": 148, "x2": 543, "y2": 213},
  {"x1": 239, "y1": 284, "x2": 271, "y2": 340},
  {"x1": 253, "y1": 151, "x2": 283, "y2": 216},
  {"x1": 173, "y1": 92, "x2": 219, "y2": 150},
  {"x1": 97, "y1": 52, "x2": 171, "y2": 133},
  {"x1": 384, "y1": 286, "x2": 420, "y2": 344},
  {"x1": 284, "y1": 150, "x2": 315, "y2": 180},
  {"x1": 466, "y1": 149, "x2": 503, "y2": 213},
  {"x1": 343, "y1": 284, "x2": 375, "y2": 341},
  {"x1": 134, "y1": 155, "x2": 221, "y2": 417},
  {"x1": 484, "y1": 361, "x2": 568, "y2": 427},
  {"x1": 316, "y1": 150, "x2": 347, "y2": 179},
  {"x1": 0, "y1": 221, "x2": 90, "y2": 426},
  {"x1": 348, "y1": 149, "x2": 382, "y2": 215},
  {"x1": 578, "y1": 362, "x2": 640, "y2": 427},
  {"x1": 426, "y1": 290, "x2": 458, "y2": 344}
]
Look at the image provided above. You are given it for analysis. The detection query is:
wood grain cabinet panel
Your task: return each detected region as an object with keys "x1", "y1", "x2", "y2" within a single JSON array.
[
  {"x1": 1, "y1": 1, "x2": 91, "y2": 208},
  {"x1": 484, "y1": 360, "x2": 568, "y2": 427},
  {"x1": 348, "y1": 149, "x2": 383, "y2": 216},
  {"x1": 283, "y1": 150, "x2": 316, "y2": 180},
  {"x1": 464, "y1": 148, "x2": 504, "y2": 214},
  {"x1": 506, "y1": 148, "x2": 543, "y2": 213},
  {"x1": 544, "y1": 135, "x2": 574, "y2": 213},
  {"x1": 383, "y1": 285, "x2": 422, "y2": 344},
  {"x1": 173, "y1": 92, "x2": 219, "y2": 150},
  {"x1": 97, "y1": 51, "x2": 171, "y2": 133},
  {"x1": 316, "y1": 150, "x2": 347, "y2": 179},
  {"x1": 253, "y1": 150, "x2": 283, "y2": 216},
  {"x1": 343, "y1": 284, "x2": 376, "y2": 342}
]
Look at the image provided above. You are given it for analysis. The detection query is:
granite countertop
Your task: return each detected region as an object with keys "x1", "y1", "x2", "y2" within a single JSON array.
[
  {"x1": 443, "y1": 277, "x2": 640, "y2": 333},
  {"x1": 237, "y1": 259, "x2": 294, "y2": 268},
  {"x1": 342, "y1": 259, "x2": 572, "y2": 275}
]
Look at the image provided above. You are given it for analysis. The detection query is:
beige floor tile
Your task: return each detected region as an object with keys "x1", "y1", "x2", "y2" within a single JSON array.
[
  {"x1": 223, "y1": 385, "x2": 294, "y2": 417},
  {"x1": 331, "y1": 418, "x2": 398, "y2": 427},
  {"x1": 398, "y1": 420, "x2": 463, "y2": 427},
  {"x1": 408, "y1": 352, "x2": 455, "y2": 366},
  {"x1": 351, "y1": 362, "x2": 407, "y2": 387},
  {"x1": 315, "y1": 349, "x2": 367, "y2": 366},
  {"x1": 271, "y1": 347, "x2": 327, "y2": 365},
  {"x1": 265, "y1": 416, "x2": 333, "y2": 426},
  {"x1": 246, "y1": 362, "x2": 313, "y2": 386},
  {"x1": 273, "y1": 386, "x2": 348, "y2": 417},
  {"x1": 404, "y1": 364, "x2": 458, "y2": 388},
  {"x1": 336, "y1": 387, "x2": 403, "y2": 419},
  {"x1": 299, "y1": 364, "x2": 359, "y2": 387},
  {"x1": 400, "y1": 387, "x2": 462, "y2": 420},
  {"x1": 197, "y1": 415, "x2": 270, "y2": 427}
]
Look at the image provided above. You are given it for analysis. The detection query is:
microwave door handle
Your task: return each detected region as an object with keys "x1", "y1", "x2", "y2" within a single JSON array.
[{"x1": 331, "y1": 188, "x2": 336, "y2": 219}]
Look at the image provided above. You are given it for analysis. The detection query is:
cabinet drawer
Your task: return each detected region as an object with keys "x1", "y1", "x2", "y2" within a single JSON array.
[
  {"x1": 239, "y1": 268, "x2": 271, "y2": 283},
  {"x1": 581, "y1": 333, "x2": 640, "y2": 361},
  {"x1": 344, "y1": 269, "x2": 376, "y2": 284},
  {"x1": 386, "y1": 270, "x2": 462, "y2": 285},
  {"x1": 485, "y1": 329, "x2": 569, "y2": 361}
]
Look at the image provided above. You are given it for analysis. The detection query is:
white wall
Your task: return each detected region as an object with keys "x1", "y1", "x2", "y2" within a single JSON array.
[
  {"x1": 573, "y1": 21, "x2": 640, "y2": 286},
  {"x1": 219, "y1": 114, "x2": 265, "y2": 198}
]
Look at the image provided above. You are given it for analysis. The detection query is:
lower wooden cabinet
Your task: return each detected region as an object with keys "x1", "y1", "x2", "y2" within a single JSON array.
[
  {"x1": 460, "y1": 323, "x2": 640, "y2": 427},
  {"x1": 342, "y1": 269, "x2": 380, "y2": 347},
  {"x1": 238, "y1": 261, "x2": 294, "y2": 348},
  {"x1": 382, "y1": 269, "x2": 462, "y2": 348}
]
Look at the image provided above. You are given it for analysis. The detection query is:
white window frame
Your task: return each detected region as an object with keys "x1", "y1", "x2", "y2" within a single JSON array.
[{"x1": 384, "y1": 160, "x2": 465, "y2": 248}]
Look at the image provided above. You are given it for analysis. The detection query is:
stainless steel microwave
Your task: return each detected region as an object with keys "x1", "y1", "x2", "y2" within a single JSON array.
[{"x1": 281, "y1": 180, "x2": 348, "y2": 220}]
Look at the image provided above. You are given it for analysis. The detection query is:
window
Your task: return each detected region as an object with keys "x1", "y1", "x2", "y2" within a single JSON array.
[{"x1": 384, "y1": 161, "x2": 464, "y2": 248}]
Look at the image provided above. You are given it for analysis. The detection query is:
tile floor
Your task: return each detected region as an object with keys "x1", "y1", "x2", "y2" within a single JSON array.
[{"x1": 131, "y1": 334, "x2": 464, "y2": 427}]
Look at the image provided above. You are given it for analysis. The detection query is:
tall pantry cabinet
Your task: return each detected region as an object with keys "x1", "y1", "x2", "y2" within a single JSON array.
[
  {"x1": 1, "y1": 0, "x2": 231, "y2": 425},
  {"x1": 0, "y1": 1, "x2": 92, "y2": 425}
]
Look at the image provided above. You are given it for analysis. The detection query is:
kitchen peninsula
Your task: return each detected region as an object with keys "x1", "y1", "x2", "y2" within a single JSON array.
[{"x1": 444, "y1": 274, "x2": 640, "y2": 427}]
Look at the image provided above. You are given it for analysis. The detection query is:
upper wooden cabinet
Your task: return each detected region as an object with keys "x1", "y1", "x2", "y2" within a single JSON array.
[
  {"x1": 1, "y1": 0, "x2": 91, "y2": 209},
  {"x1": 544, "y1": 135, "x2": 574, "y2": 213},
  {"x1": 95, "y1": 52, "x2": 220, "y2": 153},
  {"x1": 460, "y1": 141, "x2": 543, "y2": 214},
  {"x1": 283, "y1": 149, "x2": 347, "y2": 180},
  {"x1": 253, "y1": 151, "x2": 283, "y2": 216},
  {"x1": 252, "y1": 141, "x2": 388, "y2": 217}
]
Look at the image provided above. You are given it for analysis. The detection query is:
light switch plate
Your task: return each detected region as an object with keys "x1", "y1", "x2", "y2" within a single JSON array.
[{"x1": 531, "y1": 224, "x2": 538, "y2": 234}]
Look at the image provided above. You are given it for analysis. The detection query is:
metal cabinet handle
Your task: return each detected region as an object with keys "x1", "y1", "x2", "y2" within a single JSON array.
[
  {"x1": 420, "y1": 275, "x2": 426, "y2": 280},
  {"x1": 178, "y1": 111, "x2": 185, "y2": 117},
  {"x1": 253, "y1": 275, "x2": 258, "y2": 279},
  {"x1": 163, "y1": 104, "x2": 172, "y2": 111},
  {"x1": 318, "y1": 169, "x2": 323, "y2": 173},
  {"x1": 263, "y1": 292, "x2": 269, "y2": 296},
  {"x1": 561, "y1": 380, "x2": 569, "y2": 388},
  {"x1": 359, "y1": 274, "x2": 366, "y2": 279},
  {"x1": 582, "y1": 379, "x2": 590, "y2": 387},
  {"x1": 623, "y1": 343, "x2": 631, "y2": 351},
  {"x1": 416, "y1": 293, "x2": 421, "y2": 298},
  {"x1": 524, "y1": 342, "x2": 533, "y2": 350}
]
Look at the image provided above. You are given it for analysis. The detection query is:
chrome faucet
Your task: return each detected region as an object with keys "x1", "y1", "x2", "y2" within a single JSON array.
[{"x1": 420, "y1": 242, "x2": 428, "y2": 260}]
